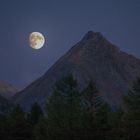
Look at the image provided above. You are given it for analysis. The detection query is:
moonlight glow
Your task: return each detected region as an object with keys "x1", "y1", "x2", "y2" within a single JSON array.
[{"x1": 29, "y1": 32, "x2": 45, "y2": 49}]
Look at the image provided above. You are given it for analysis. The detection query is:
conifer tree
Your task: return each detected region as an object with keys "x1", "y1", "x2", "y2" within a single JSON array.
[
  {"x1": 45, "y1": 74, "x2": 82, "y2": 139},
  {"x1": 2, "y1": 105, "x2": 32, "y2": 140},
  {"x1": 27, "y1": 102, "x2": 44, "y2": 125},
  {"x1": 122, "y1": 78, "x2": 140, "y2": 140}
]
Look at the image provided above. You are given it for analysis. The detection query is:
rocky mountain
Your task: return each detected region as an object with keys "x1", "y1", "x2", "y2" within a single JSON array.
[
  {"x1": 13, "y1": 31, "x2": 140, "y2": 110},
  {"x1": 0, "y1": 81, "x2": 19, "y2": 99}
]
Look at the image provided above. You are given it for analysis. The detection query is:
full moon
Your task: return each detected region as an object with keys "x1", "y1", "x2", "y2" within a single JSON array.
[{"x1": 29, "y1": 32, "x2": 45, "y2": 49}]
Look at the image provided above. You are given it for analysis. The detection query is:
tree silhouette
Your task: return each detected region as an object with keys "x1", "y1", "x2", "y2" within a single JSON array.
[
  {"x1": 27, "y1": 102, "x2": 44, "y2": 125},
  {"x1": 122, "y1": 78, "x2": 140, "y2": 140}
]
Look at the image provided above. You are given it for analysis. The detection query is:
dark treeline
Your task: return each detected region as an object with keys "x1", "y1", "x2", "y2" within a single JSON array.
[{"x1": 0, "y1": 74, "x2": 140, "y2": 140}]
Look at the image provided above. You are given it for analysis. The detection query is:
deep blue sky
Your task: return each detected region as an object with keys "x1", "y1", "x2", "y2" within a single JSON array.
[{"x1": 0, "y1": 0, "x2": 140, "y2": 88}]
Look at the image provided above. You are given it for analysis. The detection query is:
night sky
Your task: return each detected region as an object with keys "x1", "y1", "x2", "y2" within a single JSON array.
[{"x1": 0, "y1": 0, "x2": 140, "y2": 88}]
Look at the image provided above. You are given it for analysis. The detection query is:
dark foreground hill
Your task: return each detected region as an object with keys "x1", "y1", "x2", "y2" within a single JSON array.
[{"x1": 13, "y1": 31, "x2": 140, "y2": 110}]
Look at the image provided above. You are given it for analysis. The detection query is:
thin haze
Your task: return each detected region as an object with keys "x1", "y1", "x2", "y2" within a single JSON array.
[{"x1": 0, "y1": 0, "x2": 140, "y2": 87}]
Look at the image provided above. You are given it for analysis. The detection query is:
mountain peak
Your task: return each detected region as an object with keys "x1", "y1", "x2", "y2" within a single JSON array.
[{"x1": 82, "y1": 31, "x2": 103, "y2": 42}]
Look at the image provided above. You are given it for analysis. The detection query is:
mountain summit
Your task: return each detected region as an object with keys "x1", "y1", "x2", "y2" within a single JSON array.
[{"x1": 13, "y1": 31, "x2": 140, "y2": 110}]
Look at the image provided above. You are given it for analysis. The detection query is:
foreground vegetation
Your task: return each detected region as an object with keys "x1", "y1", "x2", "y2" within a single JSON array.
[{"x1": 0, "y1": 75, "x2": 140, "y2": 140}]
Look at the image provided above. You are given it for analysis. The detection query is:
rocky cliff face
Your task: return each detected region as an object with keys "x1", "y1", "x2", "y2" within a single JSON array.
[
  {"x1": 13, "y1": 31, "x2": 140, "y2": 110},
  {"x1": 0, "y1": 81, "x2": 19, "y2": 99}
]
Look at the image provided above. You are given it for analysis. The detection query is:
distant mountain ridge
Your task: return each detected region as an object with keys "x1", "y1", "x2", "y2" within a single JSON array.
[
  {"x1": 13, "y1": 31, "x2": 140, "y2": 110},
  {"x1": 0, "y1": 81, "x2": 19, "y2": 99}
]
